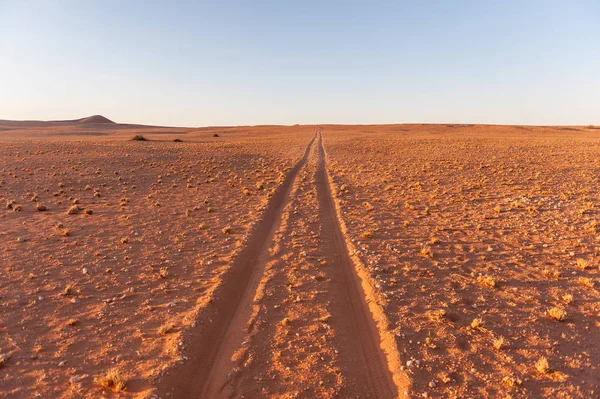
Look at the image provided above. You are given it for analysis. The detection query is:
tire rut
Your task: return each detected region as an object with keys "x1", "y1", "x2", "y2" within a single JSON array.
[{"x1": 315, "y1": 130, "x2": 404, "y2": 398}]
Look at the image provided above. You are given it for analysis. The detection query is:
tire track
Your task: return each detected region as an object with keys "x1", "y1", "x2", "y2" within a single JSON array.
[
  {"x1": 156, "y1": 129, "x2": 319, "y2": 398},
  {"x1": 315, "y1": 130, "x2": 407, "y2": 398}
]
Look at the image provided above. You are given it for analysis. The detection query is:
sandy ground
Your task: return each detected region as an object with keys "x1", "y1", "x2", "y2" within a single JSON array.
[
  {"x1": 323, "y1": 124, "x2": 600, "y2": 399},
  {"x1": 1, "y1": 122, "x2": 599, "y2": 398},
  {"x1": 0, "y1": 122, "x2": 314, "y2": 398}
]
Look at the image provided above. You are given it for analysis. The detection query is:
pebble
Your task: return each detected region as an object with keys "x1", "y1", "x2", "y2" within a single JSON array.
[
  {"x1": 17, "y1": 237, "x2": 26, "y2": 243},
  {"x1": 429, "y1": 381, "x2": 436, "y2": 388},
  {"x1": 58, "y1": 361, "x2": 67, "y2": 367},
  {"x1": 82, "y1": 268, "x2": 89, "y2": 275},
  {"x1": 69, "y1": 374, "x2": 89, "y2": 383}
]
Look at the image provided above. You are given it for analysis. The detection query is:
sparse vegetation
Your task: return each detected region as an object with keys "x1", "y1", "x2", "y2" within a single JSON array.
[
  {"x1": 577, "y1": 277, "x2": 594, "y2": 288},
  {"x1": 420, "y1": 245, "x2": 433, "y2": 258},
  {"x1": 360, "y1": 230, "x2": 373, "y2": 239},
  {"x1": 477, "y1": 275, "x2": 496, "y2": 288},
  {"x1": 535, "y1": 357, "x2": 550, "y2": 374},
  {"x1": 62, "y1": 283, "x2": 76, "y2": 296},
  {"x1": 576, "y1": 258, "x2": 589, "y2": 270},
  {"x1": 471, "y1": 318, "x2": 483, "y2": 330},
  {"x1": 131, "y1": 135, "x2": 149, "y2": 141},
  {"x1": 547, "y1": 307, "x2": 567, "y2": 321},
  {"x1": 493, "y1": 336, "x2": 505, "y2": 350},
  {"x1": 96, "y1": 368, "x2": 127, "y2": 392},
  {"x1": 158, "y1": 267, "x2": 169, "y2": 279}
]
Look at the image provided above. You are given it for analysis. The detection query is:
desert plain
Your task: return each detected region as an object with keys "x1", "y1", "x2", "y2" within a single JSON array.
[{"x1": 0, "y1": 118, "x2": 599, "y2": 399}]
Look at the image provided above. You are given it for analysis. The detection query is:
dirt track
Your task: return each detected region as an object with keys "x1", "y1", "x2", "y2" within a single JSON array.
[{"x1": 156, "y1": 128, "x2": 407, "y2": 398}]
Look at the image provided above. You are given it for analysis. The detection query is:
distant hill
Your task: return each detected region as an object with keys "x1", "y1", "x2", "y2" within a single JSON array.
[
  {"x1": 74, "y1": 115, "x2": 115, "y2": 124},
  {"x1": 0, "y1": 115, "x2": 116, "y2": 127}
]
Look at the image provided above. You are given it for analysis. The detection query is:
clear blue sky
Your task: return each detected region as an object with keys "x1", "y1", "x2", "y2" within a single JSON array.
[{"x1": 1, "y1": 0, "x2": 599, "y2": 126}]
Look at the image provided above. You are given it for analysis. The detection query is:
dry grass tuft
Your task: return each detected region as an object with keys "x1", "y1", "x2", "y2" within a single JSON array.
[
  {"x1": 131, "y1": 135, "x2": 148, "y2": 141},
  {"x1": 62, "y1": 284, "x2": 76, "y2": 296},
  {"x1": 576, "y1": 259, "x2": 589, "y2": 270},
  {"x1": 502, "y1": 375, "x2": 522, "y2": 387},
  {"x1": 577, "y1": 277, "x2": 594, "y2": 288},
  {"x1": 547, "y1": 307, "x2": 567, "y2": 321},
  {"x1": 535, "y1": 357, "x2": 550, "y2": 374},
  {"x1": 542, "y1": 268, "x2": 561, "y2": 279},
  {"x1": 221, "y1": 226, "x2": 232, "y2": 234},
  {"x1": 158, "y1": 267, "x2": 169, "y2": 279},
  {"x1": 360, "y1": 230, "x2": 373, "y2": 239},
  {"x1": 493, "y1": 336, "x2": 505, "y2": 350},
  {"x1": 477, "y1": 275, "x2": 496, "y2": 288},
  {"x1": 96, "y1": 368, "x2": 127, "y2": 392},
  {"x1": 470, "y1": 318, "x2": 483, "y2": 330},
  {"x1": 562, "y1": 293, "x2": 573, "y2": 304},
  {"x1": 420, "y1": 245, "x2": 434, "y2": 258}
]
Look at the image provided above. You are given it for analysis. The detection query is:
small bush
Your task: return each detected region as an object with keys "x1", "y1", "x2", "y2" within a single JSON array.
[
  {"x1": 547, "y1": 307, "x2": 567, "y2": 321},
  {"x1": 213, "y1": 133, "x2": 220, "y2": 137},
  {"x1": 173, "y1": 138, "x2": 183, "y2": 142},
  {"x1": 477, "y1": 275, "x2": 496, "y2": 288},
  {"x1": 420, "y1": 245, "x2": 434, "y2": 258},
  {"x1": 535, "y1": 357, "x2": 550, "y2": 374},
  {"x1": 471, "y1": 318, "x2": 483, "y2": 330},
  {"x1": 97, "y1": 368, "x2": 127, "y2": 392},
  {"x1": 131, "y1": 135, "x2": 149, "y2": 141},
  {"x1": 493, "y1": 336, "x2": 505, "y2": 350},
  {"x1": 578, "y1": 277, "x2": 594, "y2": 288}
]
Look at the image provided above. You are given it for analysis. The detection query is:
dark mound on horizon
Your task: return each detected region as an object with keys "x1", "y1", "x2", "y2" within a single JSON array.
[{"x1": 76, "y1": 115, "x2": 115, "y2": 124}]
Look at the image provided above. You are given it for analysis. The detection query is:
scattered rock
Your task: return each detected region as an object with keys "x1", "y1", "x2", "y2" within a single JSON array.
[{"x1": 69, "y1": 374, "x2": 89, "y2": 383}]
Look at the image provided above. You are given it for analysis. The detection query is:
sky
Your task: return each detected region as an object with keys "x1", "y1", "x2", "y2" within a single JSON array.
[{"x1": 1, "y1": 0, "x2": 599, "y2": 126}]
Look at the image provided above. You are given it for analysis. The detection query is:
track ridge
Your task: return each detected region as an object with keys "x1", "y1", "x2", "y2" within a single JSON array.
[
  {"x1": 316, "y1": 130, "x2": 409, "y2": 398},
  {"x1": 156, "y1": 129, "x2": 319, "y2": 398}
]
